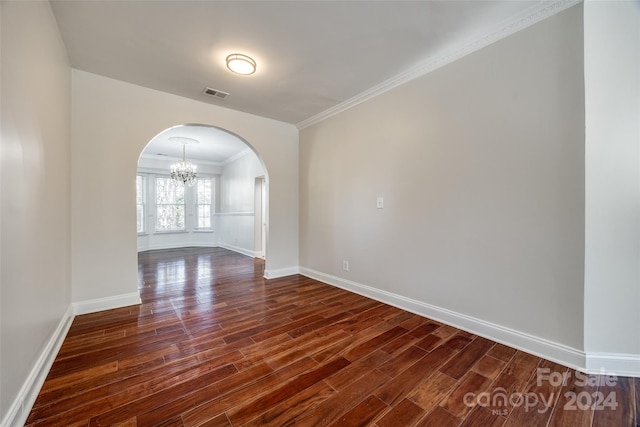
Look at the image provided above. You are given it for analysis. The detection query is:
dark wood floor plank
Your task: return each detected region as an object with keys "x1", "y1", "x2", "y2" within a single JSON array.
[
  {"x1": 339, "y1": 312, "x2": 392, "y2": 335},
  {"x1": 311, "y1": 325, "x2": 390, "y2": 363},
  {"x1": 547, "y1": 370, "x2": 597, "y2": 427},
  {"x1": 415, "y1": 406, "x2": 461, "y2": 427},
  {"x1": 29, "y1": 351, "x2": 215, "y2": 423},
  {"x1": 635, "y1": 377, "x2": 639, "y2": 426},
  {"x1": 197, "y1": 413, "x2": 231, "y2": 427},
  {"x1": 249, "y1": 314, "x2": 324, "y2": 342},
  {"x1": 328, "y1": 394, "x2": 389, "y2": 427},
  {"x1": 375, "y1": 346, "x2": 457, "y2": 406},
  {"x1": 237, "y1": 330, "x2": 346, "y2": 371},
  {"x1": 461, "y1": 405, "x2": 506, "y2": 427},
  {"x1": 376, "y1": 398, "x2": 426, "y2": 427},
  {"x1": 37, "y1": 360, "x2": 118, "y2": 396},
  {"x1": 472, "y1": 354, "x2": 507, "y2": 380},
  {"x1": 226, "y1": 357, "x2": 351, "y2": 426},
  {"x1": 440, "y1": 371, "x2": 493, "y2": 418},
  {"x1": 34, "y1": 352, "x2": 168, "y2": 410},
  {"x1": 181, "y1": 357, "x2": 318, "y2": 426},
  {"x1": 25, "y1": 247, "x2": 637, "y2": 427},
  {"x1": 88, "y1": 363, "x2": 237, "y2": 426},
  {"x1": 439, "y1": 336, "x2": 494, "y2": 380},
  {"x1": 409, "y1": 321, "x2": 441, "y2": 338},
  {"x1": 287, "y1": 311, "x2": 353, "y2": 338},
  {"x1": 500, "y1": 350, "x2": 541, "y2": 383},
  {"x1": 325, "y1": 349, "x2": 391, "y2": 391},
  {"x1": 487, "y1": 343, "x2": 517, "y2": 362},
  {"x1": 48, "y1": 327, "x2": 188, "y2": 379},
  {"x1": 398, "y1": 314, "x2": 431, "y2": 331},
  {"x1": 135, "y1": 362, "x2": 273, "y2": 426},
  {"x1": 380, "y1": 332, "x2": 423, "y2": 356},
  {"x1": 504, "y1": 360, "x2": 568, "y2": 427},
  {"x1": 385, "y1": 310, "x2": 417, "y2": 327},
  {"x1": 266, "y1": 330, "x2": 351, "y2": 371},
  {"x1": 592, "y1": 375, "x2": 635, "y2": 427},
  {"x1": 57, "y1": 329, "x2": 126, "y2": 356},
  {"x1": 482, "y1": 370, "x2": 528, "y2": 418},
  {"x1": 442, "y1": 331, "x2": 474, "y2": 350},
  {"x1": 241, "y1": 380, "x2": 335, "y2": 427},
  {"x1": 290, "y1": 370, "x2": 390, "y2": 426},
  {"x1": 343, "y1": 325, "x2": 409, "y2": 361},
  {"x1": 408, "y1": 370, "x2": 458, "y2": 411},
  {"x1": 377, "y1": 345, "x2": 427, "y2": 378},
  {"x1": 415, "y1": 334, "x2": 442, "y2": 353}
]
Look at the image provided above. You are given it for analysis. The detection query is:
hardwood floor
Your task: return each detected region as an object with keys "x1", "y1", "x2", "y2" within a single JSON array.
[{"x1": 27, "y1": 247, "x2": 637, "y2": 426}]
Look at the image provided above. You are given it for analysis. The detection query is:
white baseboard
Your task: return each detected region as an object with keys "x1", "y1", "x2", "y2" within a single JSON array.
[
  {"x1": 138, "y1": 242, "x2": 217, "y2": 252},
  {"x1": 299, "y1": 267, "x2": 594, "y2": 375},
  {"x1": 1, "y1": 306, "x2": 74, "y2": 427},
  {"x1": 217, "y1": 243, "x2": 255, "y2": 258},
  {"x1": 72, "y1": 292, "x2": 142, "y2": 315},
  {"x1": 264, "y1": 266, "x2": 300, "y2": 279},
  {"x1": 2, "y1": 292, "x2": 143, "y2": 427},
  {"x1": 586, "y1": 353, "x2": 640, "y2": 377}
]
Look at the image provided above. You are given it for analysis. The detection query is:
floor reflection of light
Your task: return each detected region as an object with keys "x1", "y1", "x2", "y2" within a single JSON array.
[
  {"x1": 137, "y1": 264, "x2": 145, "y2": 287},
  {"x1": 155, "y1": 258, "x2": 186, "y2": 292},
  {"x1": 197, "y1": 255, "x2": 212, "y2": 280},
  {"x1": 137, "y1": 248, "x2": 266, "y2": 311},
  {"x1": 196, "y1": 254, "x2": 216, "y2": 306}
]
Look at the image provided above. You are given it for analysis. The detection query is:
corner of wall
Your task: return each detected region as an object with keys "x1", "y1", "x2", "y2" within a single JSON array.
[
  {"x1": 264, "y1": 266, "x2": 300, "y2": 280},
  {"x1": 0, "y1": 306, "x2": 74, "y2": 427},
  {"x1": 72, "y1": 292, "x2": 142, "y2": 316}
]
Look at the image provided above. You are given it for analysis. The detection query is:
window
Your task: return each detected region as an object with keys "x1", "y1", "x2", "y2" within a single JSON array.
[
  {"x1": 155, "y1": 177, "x2": 185, "y2": 231},
  {"x1": 196, "y1": 177, "x2": 213, "y2": 229},
  {"x1": 136, "y1": 175, "x2": 145, "y2": 233}
]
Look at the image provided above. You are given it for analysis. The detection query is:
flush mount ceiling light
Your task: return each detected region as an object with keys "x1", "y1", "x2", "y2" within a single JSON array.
[
  {"x1": 168, "y1": 137, "x2": 199, "y2": 187},
  {"x1": 226, "y1": 53, "x2": 256, "y2": 75}
]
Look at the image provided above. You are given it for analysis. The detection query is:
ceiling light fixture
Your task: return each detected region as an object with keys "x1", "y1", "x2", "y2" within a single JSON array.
[
  {"x1": 226, "y1": 53, "x2": 256, "y2": 75},
  {"x1": 169, "y1": 137, "x2": 198, "y2": 187}
]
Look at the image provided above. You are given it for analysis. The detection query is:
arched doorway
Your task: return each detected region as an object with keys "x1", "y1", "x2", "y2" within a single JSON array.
[{"x1": 136, "y1": 123, "x2": 269, "y2": 264}]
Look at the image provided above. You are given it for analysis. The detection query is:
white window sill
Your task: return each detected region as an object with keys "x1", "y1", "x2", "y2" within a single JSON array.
[{"x1": 153, "y1": 230, "x2": 188, "y2": 235}]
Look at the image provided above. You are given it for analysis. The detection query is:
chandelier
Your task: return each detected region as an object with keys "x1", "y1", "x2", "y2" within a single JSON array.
[{"x1": 169, "y1": 137, "x2": 198, "y2": 187}]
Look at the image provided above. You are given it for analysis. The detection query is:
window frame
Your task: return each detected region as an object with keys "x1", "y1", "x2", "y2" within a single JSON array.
[
  {"x1": 195, "y1": 177, "x2": 214, "y2": 231},
  {"x1": 154, "y1": 176, "x2": 187, "y2": 233},
  {"x1": 136, "y1": 174, "x2": 147, "y2": 235}
]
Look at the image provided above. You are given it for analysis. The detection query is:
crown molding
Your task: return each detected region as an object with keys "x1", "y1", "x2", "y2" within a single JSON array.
[
  {"x1": 139, "y1": 153, "x2": 225, "y2": 167},
  {"x1": 139, "y1": 148, "x2": 252, "y2": 168},
  {"x1": 296, "y1": 0, "x2": 581, "y2": 130}
]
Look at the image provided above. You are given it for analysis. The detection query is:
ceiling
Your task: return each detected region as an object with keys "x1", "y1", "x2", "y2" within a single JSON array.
[
  {"x1": 50, "y1": 0, "x2": 562, "y2": 162},
  {"x1": 140, "y1": 124, "x2": 251, "y2": 165}
]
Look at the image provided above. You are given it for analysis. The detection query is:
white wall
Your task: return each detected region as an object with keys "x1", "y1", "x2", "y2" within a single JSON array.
[
  {"x1": 584, "y1": 0, "x2": 640, "y2": 369},
  {"x1": 0, "y1": 0, "x2": 71, "y2": 422},
  {"x1": 300, "y1": 5, "x2": 586, "y2": 365},
  {"x1": 71, "y1": 70, "x2": 298, "y2": 304},
  {"x1": 218, "y1": 151, "x2": 265, "y2": 257}
]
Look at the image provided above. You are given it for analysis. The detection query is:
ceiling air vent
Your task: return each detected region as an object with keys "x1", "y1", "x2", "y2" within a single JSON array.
[{"x1": 203, "y1": 87, "x2": 229, "y2": 99}]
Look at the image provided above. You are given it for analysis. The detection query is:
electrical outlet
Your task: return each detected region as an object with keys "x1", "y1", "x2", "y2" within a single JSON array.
[{"x1": 343, "y1": 260, "x2": 349, "y2": 271}]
